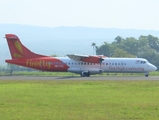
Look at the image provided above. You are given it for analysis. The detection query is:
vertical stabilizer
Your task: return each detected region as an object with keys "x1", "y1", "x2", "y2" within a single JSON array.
[{"x1": 5, "y1": 34, "x2": 46, "y2": 59}]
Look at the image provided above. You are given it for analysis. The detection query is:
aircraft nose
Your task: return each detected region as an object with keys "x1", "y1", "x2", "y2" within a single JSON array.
[
  {"x1": 154, "y1": 66, "x2": 157, "y2": 71},
  {"x1": 152, "y1": 65, "x2": 157, "y2": 71}
]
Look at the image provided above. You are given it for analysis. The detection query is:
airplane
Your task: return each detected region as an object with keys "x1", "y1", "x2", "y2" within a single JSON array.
[{"x1": 4, "y1": 34, "x2": 157, "y2": 77}]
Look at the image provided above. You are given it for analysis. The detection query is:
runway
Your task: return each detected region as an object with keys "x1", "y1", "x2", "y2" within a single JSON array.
[{"x1": 0, "y1": 76, "x2": 158, "y2": 80}]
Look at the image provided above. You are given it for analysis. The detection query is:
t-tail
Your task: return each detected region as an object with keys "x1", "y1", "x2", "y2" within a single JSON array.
[{"x1": 5, "y1": 34, "x2": 46, "y2": 59}]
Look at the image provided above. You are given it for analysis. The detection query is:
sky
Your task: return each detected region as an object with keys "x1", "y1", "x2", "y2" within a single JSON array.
[{"x1": 0, "y1": 0, "x2": 159, "y2": 30}]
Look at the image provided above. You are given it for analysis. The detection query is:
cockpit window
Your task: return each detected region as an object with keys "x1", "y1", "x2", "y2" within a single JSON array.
[{"x1": 140, "y1": 61, "x2": 146, "y2": 64}]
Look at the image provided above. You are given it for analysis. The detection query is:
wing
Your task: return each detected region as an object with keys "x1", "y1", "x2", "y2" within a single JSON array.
[
  {"x1": 67, "y1": 54, "x2": 106, "y2": 63},
  {"x1": 67, "y1": 54, "x2": 89, "y2": 61}
]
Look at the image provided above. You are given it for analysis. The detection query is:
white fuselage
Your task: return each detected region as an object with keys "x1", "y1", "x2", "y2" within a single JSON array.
[{"x1": 58, "y1": 57, "x2": 157, "y2": 74}]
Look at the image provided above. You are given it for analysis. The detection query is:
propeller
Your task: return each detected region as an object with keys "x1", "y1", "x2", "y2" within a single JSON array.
[
  {"x1": 99, "y1": 57, "x2": 104, "y2": 69},
  {"x1": 99, "y1": 57, "x2": 104, "y2": 64}
]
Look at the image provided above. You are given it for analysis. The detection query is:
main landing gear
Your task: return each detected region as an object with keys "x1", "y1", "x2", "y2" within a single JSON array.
[{"x1": 81, "y1": 72, "x2": 90, "y2": 77}]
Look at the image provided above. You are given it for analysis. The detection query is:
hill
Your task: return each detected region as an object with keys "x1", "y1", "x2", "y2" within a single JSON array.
[{"x1": 0, "y1": 24, "x2": 159, "y2": 65}]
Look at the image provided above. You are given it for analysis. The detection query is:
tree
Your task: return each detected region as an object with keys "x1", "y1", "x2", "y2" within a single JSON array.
[
  {"x1": 96, "y1": 42, "x2": 113, "y2": 57},
  {"x1": 112, "y1": 48, "x2": 135, "y2": 58},
  {"x1": 147, "y1": 35, "x2": 159, "y2": 52},
  {"x1": 114, "y1": 36, "x2": 123, "y2": 44},
  {"x1": 118, "y1": 37, "x2": 139, "y2": 55},
  {"x1": 91, "y1": 42, "x2": 97, "y2": 55}
]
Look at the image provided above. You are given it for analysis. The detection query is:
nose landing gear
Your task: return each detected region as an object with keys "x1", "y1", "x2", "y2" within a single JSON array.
[{"x1": 145, "y1": 73, "x2": 149, "y2": 77}]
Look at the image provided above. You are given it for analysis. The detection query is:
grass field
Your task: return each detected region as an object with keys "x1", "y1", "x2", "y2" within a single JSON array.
[{"x1": 0, "y1": 80, "x2": 159, "y2": 120}]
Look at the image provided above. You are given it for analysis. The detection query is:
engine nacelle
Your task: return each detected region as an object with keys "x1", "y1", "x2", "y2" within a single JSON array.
[
  {"x1": 67, "y1": 68, "x2": 81, "y2": 74},
  {"x1": 87, "y1": 68, "x2": 103, "y2": 74},
  {"x1": 68, "y1": 68, "x2": 103, "y2": 76}
]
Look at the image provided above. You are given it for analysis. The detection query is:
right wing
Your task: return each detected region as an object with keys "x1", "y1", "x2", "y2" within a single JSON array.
[{"x1": 67, "y1": 54, "x2": 106, "y2": 63}]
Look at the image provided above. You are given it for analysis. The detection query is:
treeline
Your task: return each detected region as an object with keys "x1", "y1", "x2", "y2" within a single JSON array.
[
  {"x1": 0, "y1": 64, "x2": 35, "y2": 72},
  {"x1": 93, "y1": 35, "x2": 159, "y2": 70}
]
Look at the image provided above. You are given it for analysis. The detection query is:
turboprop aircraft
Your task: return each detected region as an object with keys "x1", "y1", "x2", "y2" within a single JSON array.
[{"x1": 5, "y1": 34, "x2": 157, "y2": 77}]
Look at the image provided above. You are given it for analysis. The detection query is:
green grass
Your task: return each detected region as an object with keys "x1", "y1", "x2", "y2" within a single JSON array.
[{"x1": 0, "y1": 80, "x2": 159, "y2": 120}]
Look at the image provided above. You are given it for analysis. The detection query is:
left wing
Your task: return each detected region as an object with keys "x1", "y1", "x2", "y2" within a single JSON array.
[{"x1": 67, "y1": 54, "x2": 106, "y2": 63}]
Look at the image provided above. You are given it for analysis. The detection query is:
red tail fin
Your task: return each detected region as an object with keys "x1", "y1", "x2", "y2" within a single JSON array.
[{"x1": 5, "y1": 34, "x2": 46, "y2": 59}]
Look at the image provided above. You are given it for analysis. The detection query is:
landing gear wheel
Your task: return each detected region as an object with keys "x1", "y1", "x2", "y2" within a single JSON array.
[
  {"x1": 86, "y1": 72, "x2": 90, "y2": 77},
  {"x1": 145, "y1": 73, "x2": 149, "y2": 77},
  {"x1": 80, "y1": 72, "x2": 90, "y2": 77}
]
